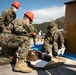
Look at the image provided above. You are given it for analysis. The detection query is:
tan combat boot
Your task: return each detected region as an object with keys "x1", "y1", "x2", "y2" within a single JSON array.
[{"x1": 14, "y1": 59, "x2": 32, "y2": 73}]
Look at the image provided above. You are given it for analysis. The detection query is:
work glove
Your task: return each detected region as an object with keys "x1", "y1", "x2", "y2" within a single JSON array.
[
  {"x1": 48, "y1": 52, "x2": 53, "y2": 57},
  {"x1": 58, "y1": 45, "x2": 65, "y2": 56}
]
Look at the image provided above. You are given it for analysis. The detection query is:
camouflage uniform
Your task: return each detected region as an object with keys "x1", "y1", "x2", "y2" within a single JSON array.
[
  {"x1": 0, "y1": 9, "x2": 16, "y2": 33},
  {"x1": 0, "y1": 9, "x2": 16, "y2": 63},
  {"x1": 29, "y1": 25, "x2": 37, "y2": 33},
  {"x1": 12, "y1": 19, "x2": 32, "y2": 59},
  {"x1": 44, "y1": 21, "x2": 64, "y2": 56},
  {"x1": 29, "y1": 24, "x2": 37, "y2": 45},
  {"x1": 0, "y1": 19, "x2": 32, "y2": 60}
]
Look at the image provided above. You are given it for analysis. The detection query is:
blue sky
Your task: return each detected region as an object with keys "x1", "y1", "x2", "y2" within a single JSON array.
[{"x1": 0, "y1": 0, "x2": 71, "y2": 24}]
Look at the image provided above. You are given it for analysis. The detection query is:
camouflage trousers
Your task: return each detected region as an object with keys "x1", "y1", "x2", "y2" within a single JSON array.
[
  {"x1": 44, "y1": 42, "x2": 58, "y2": 56},
  {"x1": 0, "y1": 33, "x2": 30, "y2": 59}
]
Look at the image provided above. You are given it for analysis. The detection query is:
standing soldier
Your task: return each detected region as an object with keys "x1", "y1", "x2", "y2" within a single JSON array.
[
  {"x1": 0, "y1": 11, "x2": 34, "y2": 73},
  {"x1": 44, "y1": 21, "x2": 65, "y2": 58}
]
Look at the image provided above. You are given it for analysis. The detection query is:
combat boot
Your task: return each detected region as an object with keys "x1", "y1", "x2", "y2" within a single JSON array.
[{"x1": 14, "y1": 59, "x2": 32, "y2": 73}]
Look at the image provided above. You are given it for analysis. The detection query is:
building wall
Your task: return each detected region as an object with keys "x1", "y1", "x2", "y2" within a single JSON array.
[{"x1": 64, "y1": 2, "x2": 76, "y2": 54}]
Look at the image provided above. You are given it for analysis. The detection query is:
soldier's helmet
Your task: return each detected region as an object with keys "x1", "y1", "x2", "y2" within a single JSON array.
[
  {"x1": 24, "y1": 11, "x2": 34, "y2": 21},
  {"x1": 47, "y1": 21, "x2": 57, "y2": 31},
  {"x1": 12, "y1": 1, "x2": 20, "y2": 9}
]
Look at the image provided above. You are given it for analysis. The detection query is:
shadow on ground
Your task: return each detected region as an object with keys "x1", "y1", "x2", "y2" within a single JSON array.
[{"x1": 35, "y1": 63, "x2": 76, "y2": 75}]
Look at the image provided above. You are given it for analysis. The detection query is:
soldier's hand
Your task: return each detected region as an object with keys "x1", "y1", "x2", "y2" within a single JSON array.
[
  {"x1": 48, "y1": 52, "x2": 52, "y2": 57},
  {"x1": 62, "y1": 45, "x2": 65, "y2": 48},
  {"x1": 58, "y1": 46, "x2": 65, "y2": 56}
]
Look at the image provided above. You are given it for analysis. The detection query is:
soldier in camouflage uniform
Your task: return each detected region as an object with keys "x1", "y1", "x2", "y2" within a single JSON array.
[
  {"x1": 0, "y1": 1, "x2": 20, "y2": 33},
  {"x1": 0, "y1": 1, "x2": 20, "y2": 64},
  {"x1": 0, "y1": 11, "x2": 34, "y2": 72},
  {"x1": 0, "y1": 1, "x2": 20, "y2": 53},
  {"x1": 44, "y1": 21, "x2": 64, "y2": 57}
]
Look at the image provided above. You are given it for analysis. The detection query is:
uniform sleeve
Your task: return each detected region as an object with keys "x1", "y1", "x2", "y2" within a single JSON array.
[
  {"x1": 44, "y1": 33, "x2": 52, "y2": 53},
  {"x1": 0, "y1": 9, "x2": 16, "y2": 26},
  {"x1": 33, "y1": 26, "x2": 37, "y2": 32},
  {"x1": 7, "y1": 10, "x2": 16, "y2": 22},
  {"x1": 24, "y1": 25, "x2": 32, "y2": 34},
  {"x1": 30, "y1": 25, "x2": 37, "y2": 32},
  {"x1": 13, "y1": 20, "x2": 32, "y2": 36},
  {"x1": 13, "y1": 20, "x2": 26, "y2": 33},
  {"x1": 0, "y1": 11, "x2": 6, "y2": 25},
  {"x1": 58, "y1": 31, "x2": 64, "y2": 46},
  {"x1": 44, "y1": 33, "x2": 50, "y2": 45}
]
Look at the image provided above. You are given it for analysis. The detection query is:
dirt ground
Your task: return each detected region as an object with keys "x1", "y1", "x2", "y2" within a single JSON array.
[{"x1": 0, "y1": 38, "x2": 76, "y2": 75}]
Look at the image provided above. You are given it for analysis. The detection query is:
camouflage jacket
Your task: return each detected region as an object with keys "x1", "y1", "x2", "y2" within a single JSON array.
[
  {"x1": 12, "y1": 19, "x2": 33, "y2": 36},
  {"x1": 29, "y1": 24, "x2": 37, "y2": 32},
  {"x1": 44, "y1": 29, "x2": 64, "y2": 48},
  {"x1": 0, "y1": 9, "x2": 16, "y2": 25},
  {"x1": 0, "y1": 9, "x2": 16, "y2": 33},
  {"x1": 29, "y1": 24, "x2": 37, "y2": 37}
]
